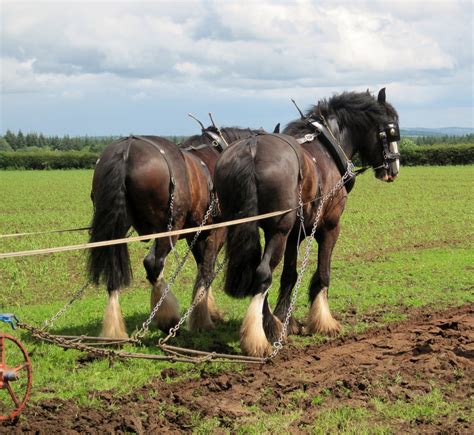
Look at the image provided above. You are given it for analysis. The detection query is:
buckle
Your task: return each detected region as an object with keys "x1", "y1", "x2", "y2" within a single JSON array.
[
  {"x1": 304, "y1": 134, "x2": 315, "y2": 142},
  {"x1": 346, "y1": 161, "x2": 355, "y2": 178}
]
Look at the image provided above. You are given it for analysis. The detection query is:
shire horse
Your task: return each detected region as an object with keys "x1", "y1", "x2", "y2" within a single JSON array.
[
  {"x1": 88, "y1": 125, "x2": 261, "y2": 339},
  {"x1": 215, "y1": 89, "x2": 400, "y2": 357}
]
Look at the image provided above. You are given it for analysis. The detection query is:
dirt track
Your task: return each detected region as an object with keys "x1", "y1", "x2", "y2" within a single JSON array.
[{"x1": 2, "y1": 304, "x2": 473, "y2": 433}]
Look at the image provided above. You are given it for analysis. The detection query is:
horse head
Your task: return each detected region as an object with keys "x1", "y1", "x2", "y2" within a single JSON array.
[{"x1": 362, "y1": 88, "x2": 400, "y2": 182}]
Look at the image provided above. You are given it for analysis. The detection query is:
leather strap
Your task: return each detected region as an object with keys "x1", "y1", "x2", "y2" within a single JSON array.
[
  {"x1": 134, "y1": 135, "x2": 181, "y2": 190},
  {"x1": 266, "y1": 133, "x2": 304, "y2": 180}
]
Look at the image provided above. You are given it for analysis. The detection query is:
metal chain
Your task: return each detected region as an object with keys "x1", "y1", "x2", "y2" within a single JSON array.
[
  {"x1": 42, "y1": 281, "x2": 90, "y2": 331},
  {"x1": 16, "y1": 320, "x2": 238, "y2": 364},
  {"x1": 295, "y1": 183, "x2": 306, "y2": 256},
  {"x1": 167, "y1": 191, "x2": 181, "y2": 262},
  {"x1": 266, "y1": 169, "x2": 353, "y2": 360},
  {"x1": 132, "y1": 197, "x2": 217, "y2": 341},
  {"x1": 159, "y1": 256, "x2": 227, "y2": 345}
]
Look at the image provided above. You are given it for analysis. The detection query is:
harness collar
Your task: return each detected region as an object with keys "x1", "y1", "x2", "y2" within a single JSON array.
[
  {"x1": 205, "y1": 130, "x2": 228, "y2": 152},
  {"x1": 296, "y1": 116, "x2": 356, "y2": 192}
]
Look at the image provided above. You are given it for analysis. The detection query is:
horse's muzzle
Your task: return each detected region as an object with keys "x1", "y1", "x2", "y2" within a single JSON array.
[{"x1": 375, "y1": 167, "x2": 398, "y2": 182}]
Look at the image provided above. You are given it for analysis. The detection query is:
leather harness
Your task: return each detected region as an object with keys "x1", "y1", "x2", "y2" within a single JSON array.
[
  {"x1": 296, "y1": 120, "x2": 354, "y2": 187},
  {"x1": 134, "y1": 135, "x2": 215, "y2": 201},
  {"x1": 246, "y1": 132, "x2": 304, "y2": 181}
]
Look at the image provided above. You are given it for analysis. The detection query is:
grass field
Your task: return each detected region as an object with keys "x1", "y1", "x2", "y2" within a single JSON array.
[{"x1": 1, "y1": 166, "x2": 473, "y2": 429}]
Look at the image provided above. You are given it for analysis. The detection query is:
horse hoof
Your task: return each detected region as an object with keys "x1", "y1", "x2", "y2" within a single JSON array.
[
  {"x1": 156, "y1": 317, "x2": 180, "y2": 335},
  {"x1": 306, "y1": 318, "x2": 342, "y2": 336},
  {"x1": 241, "y1": 341, "x2": 272, "y2": 358},
  {"x1": 187, "y1": 316, "x2": 215, "y2": 333},
  {"x1": 286, "y1": 316, "x2": 303, "y2": 335},
  {"x1": 209, "y1": 308, "x2": 225, "y2": 323}
]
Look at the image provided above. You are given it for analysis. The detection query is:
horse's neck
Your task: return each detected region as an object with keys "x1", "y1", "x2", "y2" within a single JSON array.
[
  {"x1": 327, "y1": 118, "x2": 356, "y2": 160},
  {"x1": 224, "y1": 128, "x2": 255, "y2": 143}
]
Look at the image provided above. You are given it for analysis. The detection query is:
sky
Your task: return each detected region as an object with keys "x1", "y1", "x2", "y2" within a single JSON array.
[{"x1": 1, "y1": 0, "x2": 473, "y2": 136}]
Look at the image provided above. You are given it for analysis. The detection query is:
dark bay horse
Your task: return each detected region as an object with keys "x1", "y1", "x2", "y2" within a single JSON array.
[
  {"x1": 88, "y1": 126, "x2": 260, "y2": 339},
  {"x1": 214, "y1": 89, "x2": 400, "y2": 356}
]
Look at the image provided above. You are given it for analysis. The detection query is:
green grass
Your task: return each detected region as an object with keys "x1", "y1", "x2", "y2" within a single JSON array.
[{"x1": 0, "y1": 166, "x2": 473, "y2": 411}]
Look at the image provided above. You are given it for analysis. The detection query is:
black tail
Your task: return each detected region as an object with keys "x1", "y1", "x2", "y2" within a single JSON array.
[
  {"x1": 217, "y1": 142, "x2": 261, "y2": 298},
  {"x1": 87, "y1": 143, "x2": 132, "y2": 291}
]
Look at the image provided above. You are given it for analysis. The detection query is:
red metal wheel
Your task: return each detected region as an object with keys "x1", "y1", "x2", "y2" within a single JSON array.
[{"x1": 0, "y1": 334, "x2": 33, "y2": 421}]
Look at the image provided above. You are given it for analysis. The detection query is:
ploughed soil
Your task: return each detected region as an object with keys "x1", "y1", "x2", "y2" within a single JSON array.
[{"x1": 2, "y1": 304, "x2": 473, "y2": 434}]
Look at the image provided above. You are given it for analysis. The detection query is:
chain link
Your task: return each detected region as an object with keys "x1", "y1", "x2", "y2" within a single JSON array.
[
  {"x1": 159, "y1": 256, "x2": 227, "y2": 345},
  {"x1": 167, "y1": 191, "x2": 181, "y2": 263},
  {"x1": 266, "y1": 169, "x2": 352, "y2": 360},
  {"x1": 132, "y1": 197, "x2": 217, "y2": 341},
  {"x1": 16, "y1": 321, "x2": 227, "y2": 364},
  {"x1": 42, "y1": 281, "x2": 90, "y2": 331}
]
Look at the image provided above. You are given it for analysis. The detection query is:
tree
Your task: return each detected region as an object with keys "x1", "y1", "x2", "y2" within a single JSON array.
[
  {"x1": 0, "y1": 137, "x2": 13, "y2": 151},
  {"x1": 25, "y1": 132, "x2": 39, "y2": 148},
  {"x1": 4, "y1": 130, "x2": 16, "y2": 150},
  {"x1": 38, "y1": 133, "x2": 47, "y2": 149},
  {"x1": 16, "y1": 130, "x2": 26, "y2": 149}
]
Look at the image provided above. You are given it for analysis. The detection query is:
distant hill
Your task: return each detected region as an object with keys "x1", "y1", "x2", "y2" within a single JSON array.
[{"x1": 401, "y1": 127, "x2": 474, "y2": 137}]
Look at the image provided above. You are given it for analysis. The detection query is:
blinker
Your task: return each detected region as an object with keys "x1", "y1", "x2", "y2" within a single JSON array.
[{"x1": 385, "y1": 123, "x2": 400, "y2": 141}]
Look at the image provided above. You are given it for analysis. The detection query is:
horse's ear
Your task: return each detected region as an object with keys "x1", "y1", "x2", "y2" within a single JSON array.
[
  {"x1": 273, "y1": 123, "x2": 280, "y2": 134},
  {"x1": 366, "y1": 88, "x2": 370, "y2": 95},
  {"x1": 377, "y1": 88, "x2": 386, "y2": 103}
]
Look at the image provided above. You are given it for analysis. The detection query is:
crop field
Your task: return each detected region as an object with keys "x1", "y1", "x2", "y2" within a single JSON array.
[{"x1": 0, "y1": 166, "x2": 473, "y2": 433}]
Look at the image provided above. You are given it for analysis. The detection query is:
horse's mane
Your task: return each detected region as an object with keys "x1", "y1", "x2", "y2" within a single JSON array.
[{"x1": 284, "y1": 91, "x2": 399, "y2": 136}]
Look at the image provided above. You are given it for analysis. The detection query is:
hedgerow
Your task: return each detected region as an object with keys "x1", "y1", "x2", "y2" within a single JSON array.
[
  {"x1": 0, "y1": 151, "x2": 99, "y2": 169},
  {"x1": 400, "y1": 143, "x2": 474, "y2": 166},
  {"x1": 0, "y1": 143, "x2": 472, "y2": 169}
]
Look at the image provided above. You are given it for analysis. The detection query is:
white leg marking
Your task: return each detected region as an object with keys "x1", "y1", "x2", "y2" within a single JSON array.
[
  {"x1": 207, "y1": 286, "x2": 224, "y2": 322},
  {"x1": 188, "y1": 286, "x2": 215, "y2": 332},
  {"x1": 240, "y1": 293, "x2": 272, "y2": 357},
  {"x1": 306, "y1": 287, "x2": 342, "y2": 336},
  {"x1": 102, "y1": 290, "x2": 128, "y2": 339},
  {"x1": 150, "y1": 273, "x2": 180, "y2": 332}
]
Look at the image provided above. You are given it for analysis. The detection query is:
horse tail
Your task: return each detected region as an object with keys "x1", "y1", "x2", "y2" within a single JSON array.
[
  {"x1": 217, "y1": 140, "x2": 261, "y2": 298},
  {"x1": 87, "y1": 142, "x2": 132, "y2": 291}
]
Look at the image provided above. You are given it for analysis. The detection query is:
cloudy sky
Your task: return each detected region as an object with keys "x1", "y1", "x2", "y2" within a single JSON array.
[{"x1": 1, "y1": 0, "x2": 472, "y2": 136}]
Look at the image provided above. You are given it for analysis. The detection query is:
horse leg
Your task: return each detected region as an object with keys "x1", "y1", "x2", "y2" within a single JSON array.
[
  {"x1": 306, "y1": 224, "x2": 342, "y2": 335},
  {"x1": 240, "y1": 230, "x2": 287, "y2": 357},
  {"x1": 206, "y1": 229, "x2": 226, "y2": 323},
  {"x1": 102, "y1": 288, "x2": 128, "y2": 339},
  {"x1": 273, "y1": 230, "x2": 303, "y2": 335},
  {"x1": 144, "y1": 238, "x2": 180, "y2": 333},
  {"x1": 188, "y1": 230, "x2": 225, "y2": 332}
]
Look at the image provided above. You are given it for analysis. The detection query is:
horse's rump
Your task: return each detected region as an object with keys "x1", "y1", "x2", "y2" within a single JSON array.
[{"x1": 215, "y1": 134, "x2": 303, "y2": 298}]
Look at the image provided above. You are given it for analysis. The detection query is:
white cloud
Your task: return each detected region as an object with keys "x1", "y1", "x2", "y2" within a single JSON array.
[{"x1": 1, "y1": 0, "x2": 472, "y2": 132}]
